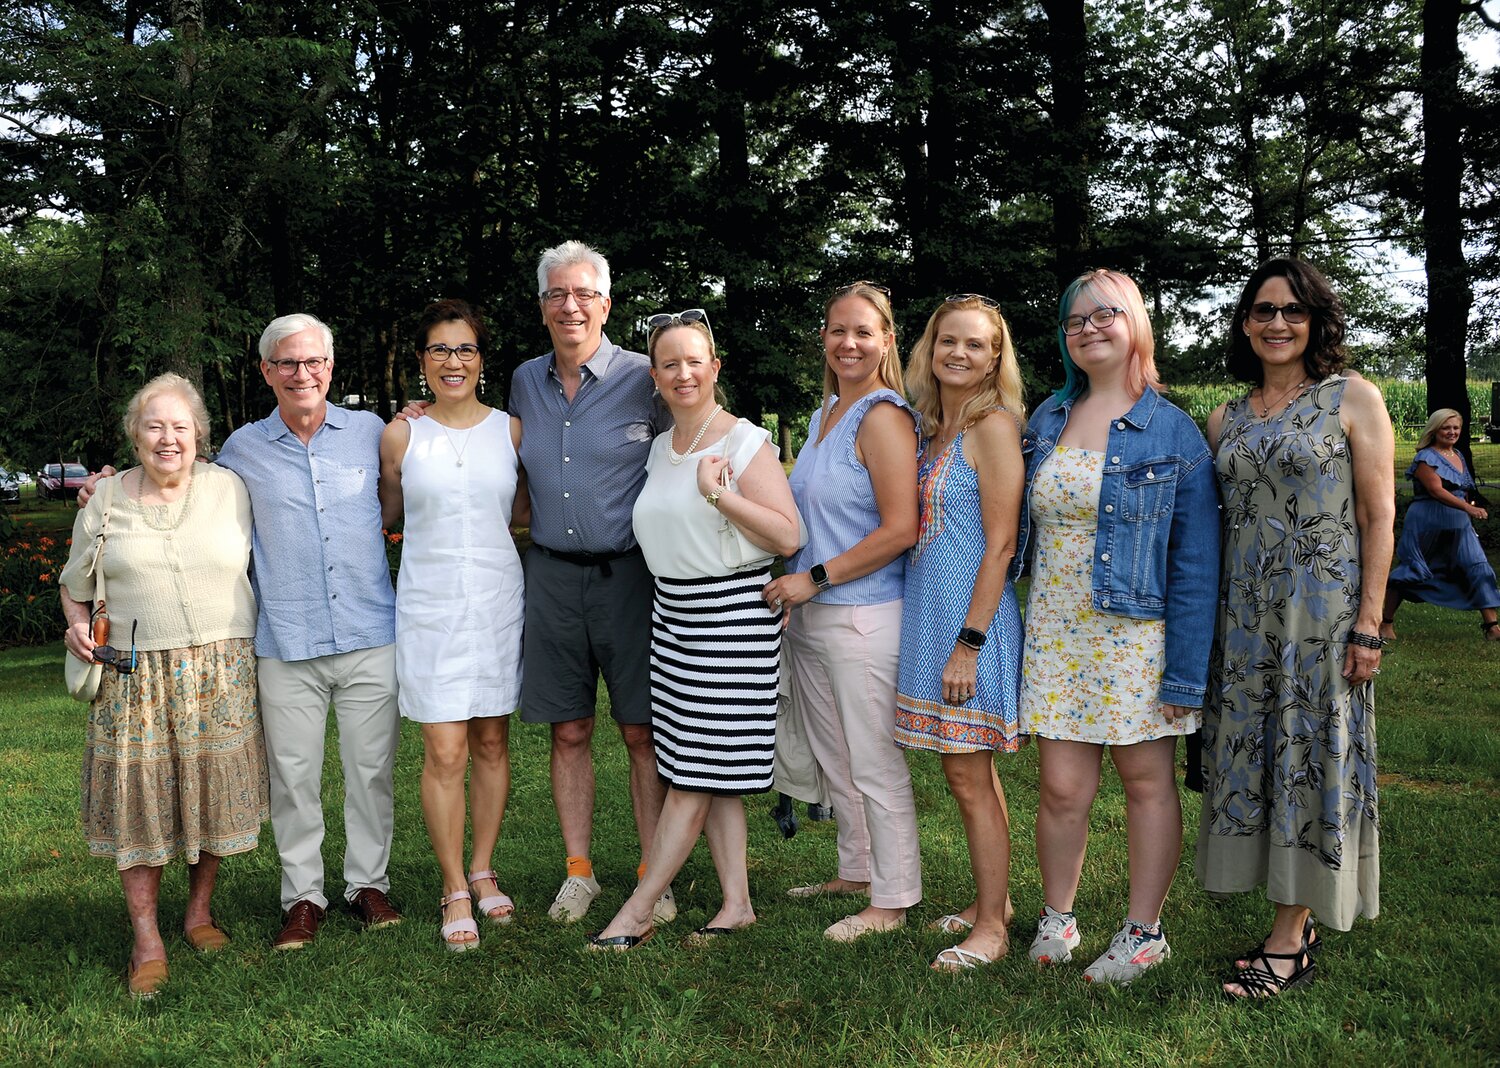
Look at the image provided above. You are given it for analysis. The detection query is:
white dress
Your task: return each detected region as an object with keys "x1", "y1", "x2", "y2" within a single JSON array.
[{"x1": 395, "y1": 409, "x2": 523, "y2": 722}]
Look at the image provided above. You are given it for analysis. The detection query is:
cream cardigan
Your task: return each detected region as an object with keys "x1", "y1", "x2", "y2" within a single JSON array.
[{"x1": 60, "y1": 463, "x2": 256, "y2": 651}]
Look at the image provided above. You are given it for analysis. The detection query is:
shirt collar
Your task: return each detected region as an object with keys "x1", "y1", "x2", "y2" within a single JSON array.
[
  {"x1": 265, "y1": 401, "x2": 348, "y2": 442},
  {"x1": 548, "y1": 335, "x2": 618, "y2": 382}
]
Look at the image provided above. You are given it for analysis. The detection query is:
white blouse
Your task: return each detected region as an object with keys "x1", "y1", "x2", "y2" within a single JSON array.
[{"x1": 632, "y1": 419, "x2": 775, "y2": 579}]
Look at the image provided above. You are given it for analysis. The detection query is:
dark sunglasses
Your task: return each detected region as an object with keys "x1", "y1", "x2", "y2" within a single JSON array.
[
  {"x1": 647, "y1": 308, "x2": 714, "y2": 348},
  {"x1": 1247, "y1": 301, "x2": 1310, "y2": 325},
  {"x1": 92, "y1": 617, "x2": 138, "y2": 676}
]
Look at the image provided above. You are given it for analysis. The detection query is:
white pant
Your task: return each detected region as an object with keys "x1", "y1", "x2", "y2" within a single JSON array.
[
  {"x1": 257, "y1": 644, "x2": 400, "y2": 911},
  {"x1": 784, "y1": 600, "x2": 922, "y2": 909}
]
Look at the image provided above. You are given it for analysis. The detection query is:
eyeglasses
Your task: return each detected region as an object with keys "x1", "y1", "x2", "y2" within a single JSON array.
[
  {"x1": 540, "y1": 288, "x2": 604, "y2": 307},
  {"x1": 647, "y1": 308, "x2": 714, "y2": 348},
  {"x1": 1060, "y1": 307, "x2": 1125, "y2": 335},
  {"x1": 833, "y1": 280, "x2": 891, "y2": 297},
  {"x1": 267, "y1": 357, "x2": 329, "y2": 377},
  {"x1": 422, "y1": 343, "x2": 481, "y2": 362},
  {"x1": 946, "y1": 293, "x2": 1001, "y2": 309},
  {"x1": 92, "y1": 617, "x2": 138, "y2": 676},
  {"x1": 1247, "y1": 301, "x2": 1310, "y2": 325}
]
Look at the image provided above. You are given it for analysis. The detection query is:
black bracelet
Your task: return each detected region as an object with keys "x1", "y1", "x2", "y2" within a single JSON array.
[{"x1": 1347, "y1": 630, "x2": 1387, "y2": 650}]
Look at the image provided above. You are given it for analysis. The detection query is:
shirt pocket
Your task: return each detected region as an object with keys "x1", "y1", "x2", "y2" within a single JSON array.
[{"x1": 1121, "y1": 460, "x2": 1180, "y2": 521}]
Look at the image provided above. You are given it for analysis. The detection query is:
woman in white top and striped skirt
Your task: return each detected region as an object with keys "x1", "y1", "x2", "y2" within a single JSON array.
[{"x1": 588, "y1": 309, "x2": 803, "y2": 950}]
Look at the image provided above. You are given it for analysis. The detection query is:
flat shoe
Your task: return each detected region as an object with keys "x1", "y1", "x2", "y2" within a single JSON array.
[
  {"x1": 683, "y1": 925, "x2": 741, "y2": 946},
  {"x1": 824, "y1": 913, "x2": 905, "y2": 943},
  {"x1": 587, "y1": 927, "x2": 655, "y2": 952},
  {"x1": 927, "y1": 914, "x2": 974, "y2": 935},
  {"x1": 185, "y1": 922, "x2": 229, "y2": 952},
  {"x1": 787, "y1": 882, "x2": 868, "y2": 899},
  {"x1": 128, "y1": 958, "x2": 168, "y2": 998},
  {"x1": 931, "y1": 945, "x2": 993, "y2": 971}
]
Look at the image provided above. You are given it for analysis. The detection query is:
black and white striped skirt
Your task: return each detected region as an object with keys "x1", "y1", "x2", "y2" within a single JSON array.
[{"x1": 650, "y1": 568, "x2": 781, "y2": 795}]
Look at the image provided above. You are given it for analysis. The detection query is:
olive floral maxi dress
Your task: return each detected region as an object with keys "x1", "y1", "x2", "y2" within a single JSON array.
[{"x1": 1196, "y1": 376, "x2": 1379, "y2": 930}]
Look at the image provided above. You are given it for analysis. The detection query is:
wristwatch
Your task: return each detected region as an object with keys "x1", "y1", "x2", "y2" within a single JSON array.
[
  {"x1": 956, "y1": 627, "x2": 986, "y2": 650},
  {"x1": 704, "y1": 489, "x2": 723, "y2": 508},
  {"x1": 810, "y1": 563, "x2": 832, "y2": 591}
]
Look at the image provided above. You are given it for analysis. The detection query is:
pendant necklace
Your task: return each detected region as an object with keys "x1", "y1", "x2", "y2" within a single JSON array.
[
  {"x1": 1255, "y1": 377, "x2": 1310, "y2": 418},
  {"x1": 434, "y1": 414, "x2": 480, "y2": 467},
  {"x1": 669, "y1": 404, "x2": 723, "y2": 465}
]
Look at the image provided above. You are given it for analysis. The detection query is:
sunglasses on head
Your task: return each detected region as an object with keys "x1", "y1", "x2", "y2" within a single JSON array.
[
  {"x1": 647, "y1": 308, "x2": 714, "y2": 348},
  {"x1": 832, "y1": 280, "x2": 892, "y2": 298}
]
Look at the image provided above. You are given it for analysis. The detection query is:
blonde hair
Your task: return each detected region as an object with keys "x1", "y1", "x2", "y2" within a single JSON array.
[
  {"x1": 1055, "y1": 269, "x2": 1161, "y2": 401},
  {"x1": 648, "y1": 319, "x2": 728, "y2": 408},
  {"x1": 123, "y1": 372, "x2": 211, "y2": 454},
  {"x1": 908, "y1": 297, "x2": 1026, "y2": 438},
  {"x1": 819, "y1": 284, "x2": 904, "y2": 428},
  {"x1": 1416, "y1": 408, "x2": 1463, "y2": 450}
]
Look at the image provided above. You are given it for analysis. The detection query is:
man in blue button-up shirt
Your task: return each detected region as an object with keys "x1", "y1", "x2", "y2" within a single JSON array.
[{"x1": 216, "y1": 313, "x2": 404, "y2": 949}]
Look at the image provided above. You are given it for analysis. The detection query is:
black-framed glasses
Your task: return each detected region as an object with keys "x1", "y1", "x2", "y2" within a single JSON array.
[
  {"x1": 1060, "y1": 307, "x2": 1125, "y2": 335},
  {"x1": 421, "y1": 343, "x2": 482, "y2": 362},
  {"x1": 267, "y1": 357, "x2": 329, "y2": 377},
  {"x1": 946, "y1": 292, "x2": 1001, "y2": 309},
  {"x1": 646, "y1": 308, "x2": 714, "y2": 348},
  {"x1": 833, "y1": 280, "x2": 891, "y2": 297},
  {"x1": 540, "y1": 287, "x2": 604, "y2": 307},
  {"x1": 1247, "y1": 301, "x2": 1310, "y2": 325},
  {"x1": 92, "y1": 618, "x2": 138, "y2": 676}
]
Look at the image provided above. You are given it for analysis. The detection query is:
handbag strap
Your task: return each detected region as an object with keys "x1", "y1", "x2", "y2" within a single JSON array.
[{"x1": 92, "y1": 474, "x2": 116, "y2": 606}]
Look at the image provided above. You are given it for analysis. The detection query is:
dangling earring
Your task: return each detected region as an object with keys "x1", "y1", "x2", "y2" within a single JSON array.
[
  {"x1": 479, "y1": 369, "x2": 487, "y2": 394},
  {"x1": 420, "y1": 374, "x2": 430, "y2": 398}
]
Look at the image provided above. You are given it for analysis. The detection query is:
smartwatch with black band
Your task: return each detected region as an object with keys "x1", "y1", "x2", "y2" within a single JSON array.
[
  {"x1": 810, "y1": 563, "x2": 832, "y2": 591},
  {"x1": 956, "y1": 626, "x2": 986, "y2": 650}
]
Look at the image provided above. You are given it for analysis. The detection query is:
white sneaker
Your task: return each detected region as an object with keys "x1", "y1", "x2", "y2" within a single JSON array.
[
  {"x1": 651, "y1": 885, "x2": 677, "y2": 925},
  {"x1": 1028, "y1": 905, "x2": 1082, "y2": 965},
  {"x1": 1083, "y1": 921, "x2": 1171, "y2": 985},
  {"x1": 547, "y1": 874, "x2": 601, "y2": 922}
]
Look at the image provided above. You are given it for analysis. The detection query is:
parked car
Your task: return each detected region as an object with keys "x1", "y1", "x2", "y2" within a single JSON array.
[
  {"x1": 37, "y1": 462, "x2": 91, "y2": 501},
  {"x1": 0, "y1": 467, "x2": 19, "y2": 505}
]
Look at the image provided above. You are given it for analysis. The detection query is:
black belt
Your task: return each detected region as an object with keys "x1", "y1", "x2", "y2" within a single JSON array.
[{"x1": 533, "y1": 543, "x2": 641, "y2": 577}]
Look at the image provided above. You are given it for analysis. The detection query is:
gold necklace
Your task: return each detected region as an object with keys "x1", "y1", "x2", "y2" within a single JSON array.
[
  {"x1": 669, "y1": 404, "x2": 722, "y2": 465},
  {"x1": 1255, "y1": 377, "x2": 1310, "y2": 418}
]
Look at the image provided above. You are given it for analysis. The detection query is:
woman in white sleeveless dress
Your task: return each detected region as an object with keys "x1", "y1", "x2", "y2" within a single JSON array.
[{"x1": 379, "y1": 299, "x2": 526, "y2": 951}]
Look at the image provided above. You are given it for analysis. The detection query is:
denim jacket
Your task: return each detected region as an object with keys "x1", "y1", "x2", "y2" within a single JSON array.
[{"x1": 1020, "y1": 387, "x2": 1221, "y2": 706}]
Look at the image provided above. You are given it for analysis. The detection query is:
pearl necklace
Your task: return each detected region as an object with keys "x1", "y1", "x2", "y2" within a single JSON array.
[{"x1": 669, "y1": 404, "x2": 722, "y2": 465}]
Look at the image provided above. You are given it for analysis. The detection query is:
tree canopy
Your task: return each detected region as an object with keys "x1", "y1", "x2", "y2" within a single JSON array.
[{"x1": 1, "y1": 0, "x2": 1496, "y2": 469}]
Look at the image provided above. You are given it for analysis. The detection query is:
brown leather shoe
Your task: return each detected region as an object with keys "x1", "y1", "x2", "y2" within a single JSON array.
[
  {"x1": 273, "y1": 900, "x2": 325, "y2": 951},
  {"x1": 349, "y1": 887, "x2": 402, "y2": 930}
]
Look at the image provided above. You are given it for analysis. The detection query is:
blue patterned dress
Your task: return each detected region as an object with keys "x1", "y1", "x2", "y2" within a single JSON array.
[
  {"x1": 1196, "y1": 377, "x2": 1379, "y2": 930},
  {"x1": 895, "y1": 427, "x2": 1023, "y2": 754},
  {"x1": 1387, "y1": 447, "x2": 1500, "y2": 611}
]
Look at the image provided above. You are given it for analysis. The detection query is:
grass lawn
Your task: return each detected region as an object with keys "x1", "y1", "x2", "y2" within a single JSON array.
[{"x1": 1, "y1": 601, "x2": 1498, "y2": 1066}]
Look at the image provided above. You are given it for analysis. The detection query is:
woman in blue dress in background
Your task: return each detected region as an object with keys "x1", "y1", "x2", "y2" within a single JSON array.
[
  {"x1": 1381, "y1": 408, "x2": 1500, "y2": 641},
  {"x1": 894, "y1": 294, "x2": 1027, "y2": 971}
]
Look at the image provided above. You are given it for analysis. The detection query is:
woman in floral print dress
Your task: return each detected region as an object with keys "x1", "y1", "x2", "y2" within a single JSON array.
[{"x1": 1197, "y1": 258, "x2": 1396, "y2": 999}]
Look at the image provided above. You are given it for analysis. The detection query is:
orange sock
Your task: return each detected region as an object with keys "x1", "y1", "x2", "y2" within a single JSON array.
[
  {"x1": 636, "y1": 861, "x2": 648, "y2": 880},
  {"x1": 566, "y1": 856, "x2": 593, "y2": 880}
]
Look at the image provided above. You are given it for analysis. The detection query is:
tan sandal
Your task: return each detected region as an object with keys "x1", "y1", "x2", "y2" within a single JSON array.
[
  {"x1": 467, "y1": 870, "x2": 515, "y2": 925},
  {"x1": 439, "y1": 889, "x2": 480, "y2": 952}
]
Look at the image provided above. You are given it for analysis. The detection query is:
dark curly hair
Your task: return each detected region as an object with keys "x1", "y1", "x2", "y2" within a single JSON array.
[
  {"x1": 1227, "y1": 258, "x2": 1347, "y2": 385},
  {"x1": 415, "y1": 298, "x2": 491, "y2": 354}
]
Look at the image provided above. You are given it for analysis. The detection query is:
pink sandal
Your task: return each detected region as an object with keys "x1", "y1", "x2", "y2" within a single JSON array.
[
  {"x1": 439, "y1": 889, "x2": 480, "y2": 952},
  {"x1": 467, "y1": 869, "x2": 515, "y2": 925}
]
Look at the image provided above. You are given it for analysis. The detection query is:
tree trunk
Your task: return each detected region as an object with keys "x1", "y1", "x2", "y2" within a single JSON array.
[
  {"x1": 1043, "y1": 0, "x2": 1090, "y2": 288},
  {"x1": 1421, "y1": 0, "x2": 1473, "y2": 438},
  {"x1": 167, "y1": 0, "x2": 210, "y2": 391}
]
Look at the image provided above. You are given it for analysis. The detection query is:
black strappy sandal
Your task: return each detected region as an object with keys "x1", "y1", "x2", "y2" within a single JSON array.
[
  {"x1": 1224, "y1": 941, "x2": 1316, "y2": 999},
  {"x1": 1233, "y1": 915, "x2": 1320, "y2": 967},
  {"x1": 1481, "y1": 620, "x2": 1500, "y2": 642}
]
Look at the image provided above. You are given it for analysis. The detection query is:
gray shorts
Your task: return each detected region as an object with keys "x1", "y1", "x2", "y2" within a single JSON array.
[{"x1": 520, "y1": 546, "x2": 653, "y2": 726}]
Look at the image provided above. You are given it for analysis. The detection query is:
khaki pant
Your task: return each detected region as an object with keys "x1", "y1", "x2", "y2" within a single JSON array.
[
  {"x1": 784, "y1": 600, "x2": 922, "y2": 909},
  {"x1": 257, "y1": 644, "x2": 400, "y2": 911}
]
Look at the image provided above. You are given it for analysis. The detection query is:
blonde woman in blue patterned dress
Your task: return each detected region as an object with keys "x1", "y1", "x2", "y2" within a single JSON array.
[
  {"x1": 1019, "y1": 270, "x2": 1220, "y2": 985},
  {"x1": 895, "y1": 295, "x2": 1027, "y2": 971}
]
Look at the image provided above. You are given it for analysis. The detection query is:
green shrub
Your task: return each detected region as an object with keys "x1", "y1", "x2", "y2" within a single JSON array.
[{"x1": 0, "y1": 530, "x2": 69, "y2": 645}]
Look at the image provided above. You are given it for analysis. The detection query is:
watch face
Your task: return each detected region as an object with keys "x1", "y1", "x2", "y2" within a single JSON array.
[{"x1": 811, "y1": 564, "x2": 829, "y2": 588}]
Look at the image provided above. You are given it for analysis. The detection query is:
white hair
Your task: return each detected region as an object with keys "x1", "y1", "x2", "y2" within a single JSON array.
[
  {"x1": 258, "y1": 312, "x2": 334, "y2": 363},
  {"x1": 536, "y1": 241, "x2": 611, "y2": 298}
]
